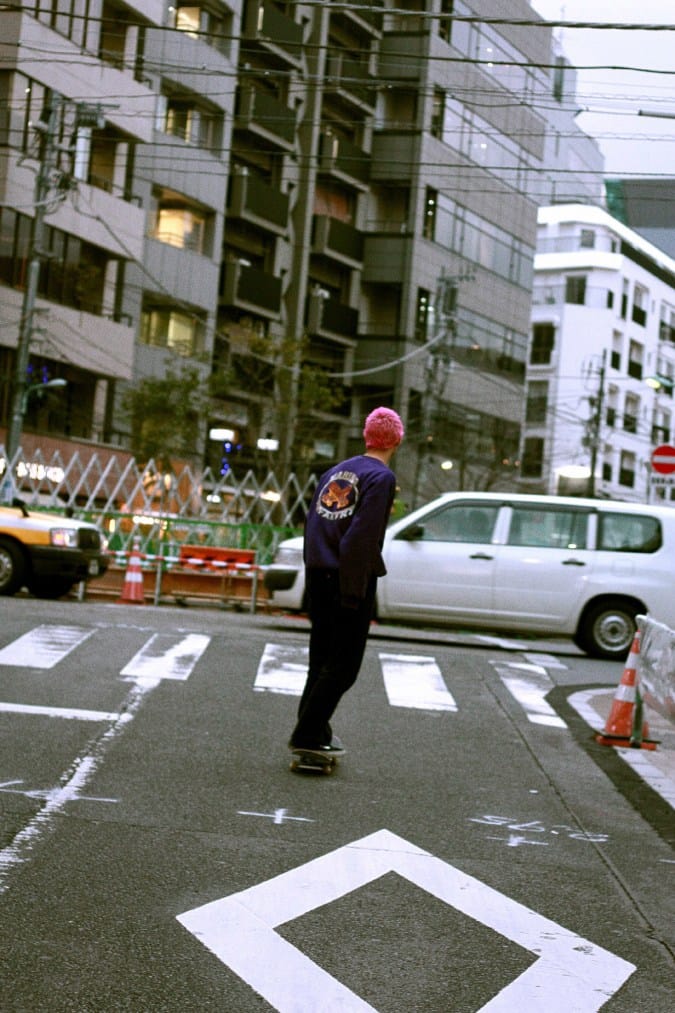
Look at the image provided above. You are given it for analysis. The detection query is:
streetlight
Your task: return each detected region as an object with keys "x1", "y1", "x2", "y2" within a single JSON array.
[
  {"x1": 20, "y1": 377, "x2": 68, "y2": 413},
  {"x1": 1, "y1": 378, "x2": 67, "y2": 503}
]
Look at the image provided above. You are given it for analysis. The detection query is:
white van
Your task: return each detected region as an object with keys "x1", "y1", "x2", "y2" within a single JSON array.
[{"x1": 264, "y1": 492, "x2": 675, "y2": 660}]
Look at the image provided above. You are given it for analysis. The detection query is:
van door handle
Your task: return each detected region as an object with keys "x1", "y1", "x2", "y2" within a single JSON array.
[
  {"x1": 562, "y1": 558, "x2": 586, "y2": 566},
  {"x1": 470, "y1": 552, "x2": 494, "y2": 560}
]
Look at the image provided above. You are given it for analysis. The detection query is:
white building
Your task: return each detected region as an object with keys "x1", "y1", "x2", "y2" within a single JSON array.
[{"x1": 523, "y1": 204, "x2": 675, "y2": 504}]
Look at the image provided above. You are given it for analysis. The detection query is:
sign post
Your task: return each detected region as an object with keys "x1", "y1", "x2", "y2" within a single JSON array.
[{"x1": 649, "y1": 444, "x2": 675, "y2": 501}]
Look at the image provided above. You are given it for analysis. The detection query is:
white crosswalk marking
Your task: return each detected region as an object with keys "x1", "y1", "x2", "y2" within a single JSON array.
[
  {"x1": 492, "y1": 661, "x2": 567, "y2": 728},
  {"x1": 254, "y1": 645, "x2": 457, "y2": 711},
  {"x1": 379, "y1": 652, "x2": 457, "y2": 711},
  {"x1": 254, "y1": 643, "x2": 307, "y2": 695},
  {"x1": 120, "y1": 633, "x2": 210, "y2": 681},
  {"x1": 0, "y1": 625, "x2": 94, "y2": 669}
]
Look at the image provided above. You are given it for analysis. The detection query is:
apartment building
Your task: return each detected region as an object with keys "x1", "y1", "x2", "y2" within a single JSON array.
[
  {"x1": 522, "y1": 204, "x2": 675, "y2": 504},
  {"x1": 1, "y1": 1, "x2": 603, "y2": 507}
]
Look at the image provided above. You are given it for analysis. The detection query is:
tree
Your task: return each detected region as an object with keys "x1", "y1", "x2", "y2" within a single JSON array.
[{"x1": 121, "y1": 365, "x2": 208, "y2": 466}]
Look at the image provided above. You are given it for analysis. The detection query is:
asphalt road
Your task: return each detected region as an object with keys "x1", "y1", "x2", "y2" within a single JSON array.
[{"x1": 0, "y1": 598, "x2": 673, "y2": 1012}]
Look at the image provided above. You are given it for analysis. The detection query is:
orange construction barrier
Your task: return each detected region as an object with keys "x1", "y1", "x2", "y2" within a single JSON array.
[
  {"x1": 595, "y1": 632, "x2": 658, "y2": 750},
  {"x1": 117, "y1": 539, "x2": 146, "y2": 605}
]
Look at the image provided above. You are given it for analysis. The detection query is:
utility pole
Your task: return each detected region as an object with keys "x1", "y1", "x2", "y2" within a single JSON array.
[
  {"x1": 586, "y1": 349, "x2": 606, "y2": 497},
  {"x1": 4, "y1": 93, "x2": 62, "y2": 482},
  {"x1": 411, "y1": 271, "x2": 465, "y2": 509}
]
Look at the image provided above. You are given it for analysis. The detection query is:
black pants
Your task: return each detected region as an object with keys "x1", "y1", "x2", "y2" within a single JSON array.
[{"x1": 291, "y1": 568, "x2": 376, "y2": 747}]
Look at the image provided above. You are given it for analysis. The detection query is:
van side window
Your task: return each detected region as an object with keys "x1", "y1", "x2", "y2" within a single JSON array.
[
  {"x1": 416, "y1": 504, "x2": 499, "y2": 543},
  {"x1": 598, "y1": 513, "x2": 662, "y2": 553},
  {"x1": 507, "y1": 507, "x2": 588, "y2": 549}
]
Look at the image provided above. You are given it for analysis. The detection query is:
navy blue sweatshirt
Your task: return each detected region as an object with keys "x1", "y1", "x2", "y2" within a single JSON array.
[{"x1": 304, "y1": 454, "x2": 397, "y2": 604}]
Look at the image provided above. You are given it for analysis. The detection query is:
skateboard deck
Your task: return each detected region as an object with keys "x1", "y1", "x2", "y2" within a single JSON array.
[{"x1": 289, "y1": 748, "x2": 340, "y2": 775}]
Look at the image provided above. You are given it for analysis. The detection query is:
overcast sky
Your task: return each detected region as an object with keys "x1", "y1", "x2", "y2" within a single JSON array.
[{"x1": 530, "y1": 0, "x2": 675, "y2": 176}]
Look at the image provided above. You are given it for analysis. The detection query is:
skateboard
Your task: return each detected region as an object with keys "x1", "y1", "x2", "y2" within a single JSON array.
[{"x1": 289, "y1": 748, "x2": 341, "y2": 775}]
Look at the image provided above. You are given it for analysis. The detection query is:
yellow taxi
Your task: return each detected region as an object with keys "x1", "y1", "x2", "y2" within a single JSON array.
[{"x1": 0, "y1": 500, "x2": 109, "y2": 599}]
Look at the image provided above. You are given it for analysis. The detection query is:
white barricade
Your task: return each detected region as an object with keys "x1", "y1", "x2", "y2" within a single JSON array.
[{"x1": 637, "y1": 614, "x2": 675, "y2": 724}]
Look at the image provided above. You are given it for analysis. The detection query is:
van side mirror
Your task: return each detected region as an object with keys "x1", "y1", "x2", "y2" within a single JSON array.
[{"x1": 396, "y1": 523, "x2": 424, "y2": 541}]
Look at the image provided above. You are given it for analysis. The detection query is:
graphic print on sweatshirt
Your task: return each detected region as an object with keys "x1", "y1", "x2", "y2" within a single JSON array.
[{"x1": 316, "y1": 470, "x2": 360, "y2": 520}]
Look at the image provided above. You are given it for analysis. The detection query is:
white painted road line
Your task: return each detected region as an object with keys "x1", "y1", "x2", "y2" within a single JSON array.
[
  {"x1": 379, "y1": 652, "x2": 457, "y2": 710},
  {"x1": 0, "y1": 701, "x2": 120, "y2": 721},
  {"x1": 254, "y1": 643, "x2": 307, "y2": 695},
  {"x1": 120, "y1": 633, "x2": 210, "y2": 681},
  {"x1": 0, "y1": 625, "x2": 94, "y2": 668},
  {"x1": 0, "y1": 676, "x2": 159, "y2": 892},
  {"x1": 492, "y1": 660, "x2": 567, "y2": 728},
  {"x1": 177, "y1": 829, "x2": 635, "y2": 1012},
  {"x1": 523, "y1": 652, "x2": 569, "y2": 671}
]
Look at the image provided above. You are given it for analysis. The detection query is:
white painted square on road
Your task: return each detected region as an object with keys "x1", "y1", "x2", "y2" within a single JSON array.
[{"x1": 177, "y1": 829, "x2": 635, "y2": 1012}]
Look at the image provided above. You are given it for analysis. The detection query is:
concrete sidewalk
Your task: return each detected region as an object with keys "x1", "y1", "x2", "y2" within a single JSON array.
[{"x1": 568, "y1": 688, "x2": 675, "y2": 811}]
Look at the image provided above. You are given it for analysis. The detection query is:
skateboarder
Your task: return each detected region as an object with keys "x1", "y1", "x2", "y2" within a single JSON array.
[{"x1": 289, "y1": 406, "x2": 404, "y2": 758}]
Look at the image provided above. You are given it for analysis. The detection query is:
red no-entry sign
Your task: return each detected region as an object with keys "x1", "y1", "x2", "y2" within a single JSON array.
[{"x1": 651, "y1": 444, "x2": 675, "y2": 474}]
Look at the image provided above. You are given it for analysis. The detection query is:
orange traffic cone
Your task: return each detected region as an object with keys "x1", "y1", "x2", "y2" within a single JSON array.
[
  {"x1": 118, "y1": 538, "x2": 145, "y2": 604},
  {"x1": 595, "y1": 632, "x2": 658, "y2": 750}
]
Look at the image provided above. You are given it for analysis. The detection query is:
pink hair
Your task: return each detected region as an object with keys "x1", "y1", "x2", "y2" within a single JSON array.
[{"x1": 363, "y1": 407, "x2": 405, "y2": 449}]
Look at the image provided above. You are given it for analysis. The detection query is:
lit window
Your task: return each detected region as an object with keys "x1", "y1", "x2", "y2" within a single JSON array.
[{"x1": 155, "y1": 207, "x2": 205, "y2": 253}]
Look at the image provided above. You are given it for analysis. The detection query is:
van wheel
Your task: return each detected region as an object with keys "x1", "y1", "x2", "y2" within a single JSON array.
[
  {"x1": 0, "y1": 538, "x2": 26, "y2": 595},
  {"x1": 576, "y1": 600, "x2": 637, "y2": 660}
]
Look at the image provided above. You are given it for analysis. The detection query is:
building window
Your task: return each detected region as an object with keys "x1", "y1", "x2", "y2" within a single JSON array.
[
  {"x1": 99, "y1": 0, "x2": 130, "y2": 69},
  {"x1": 157, "y1": 92, "x2": 222, "y2": 152},
  {"x1": 565, "y1": 275, "x2": 586, "y2": 305},
  {"x1": 621, "y1": 279, "x2": 629, "y2": 319},
  {"x1": 169, "y1": 4, "x2": 231, "y2": 55},
  {"x1": 659, "y1": 302, "x2": 675, "y2": 344},
  {"x1": 431, "y1": 88, "x2": 445, "y2": 139},
  {"x1": 438, "y1": 0, "x2": 454, "y2": 43},
  {"x1": 632, "y1": 283, "x2": 648, "y2": 326},
  {"x1": 521, "y1": 437, "x2": 544, "y2": 478},
  {"x1": 415, "y1": 288, "x2": 431, "y2": 342},
  {"x1": 530, "y1": 323, "x2": 554, "y2": 365},
  {"x1": 579, "y1": 229, "x2": 595, "y2": 249},
  {"x1": 623, "y1": 393, "x2": 639, "y2": 434},
  {"x1": 152, "y1": 194, "x2": 208, "y2": 253},
  {"x1": 552, "y1": 56, "x2": 565, "y2": 102},
  {"x1": 627, "y1": 339, "x2": 643, "y2": 379},
  {"x1": 423, "y1": 188, "x2": 437, "y2": 240},
  {"x1": 619, "y1": 450, "x2": 636, "y2": 488},
  {"x1": 140, "y1": 305, "x2": 204, "y2": 356},
  {"x1": 525, "y1": 380, "x2": 548, "y2": 424}
]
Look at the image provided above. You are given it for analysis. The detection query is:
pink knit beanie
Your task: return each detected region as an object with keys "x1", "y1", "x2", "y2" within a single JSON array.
[{"x1": 363, "y1": 407, "x2": 405, "y2": 450}]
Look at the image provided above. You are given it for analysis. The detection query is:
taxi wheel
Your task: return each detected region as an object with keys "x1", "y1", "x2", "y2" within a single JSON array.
[
  {"x1": 27, "y1": 577, "x2": 76, "y2": 599},
  {"x1": 0, "y1": 538, "x2": 26, "y2": 596}
]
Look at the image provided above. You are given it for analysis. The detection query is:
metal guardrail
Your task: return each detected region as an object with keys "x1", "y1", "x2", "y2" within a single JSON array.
[{"x1": 0, "y1": 444, "x2": 311, "y2": 565}]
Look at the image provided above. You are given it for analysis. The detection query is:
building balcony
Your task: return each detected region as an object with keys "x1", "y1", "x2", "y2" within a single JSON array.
[
  {"x1": 353, "y1": 335, "x2": 399, "y2": 387},
  {"x1": 306, "y1": 292, "x2": 358, "y2": 340},
  {"x1": 235, "y1": 84, "x2": 296, "y2": 149},
  {"x1": 242, "y1": 1, "x2": 304, "y2": 68},
  {"x1": 228, "y1": 169, "x2": 289, "y2": 235},
  {"x1": 370, "y1": 131, "x2": 418, "y2": 181},
  {"x1": 219, "y1": 260, "x2": 282, "y2": 318},
  {"x1": 312, "y1": 216, "x2": 364, "y2": 267},
  {"x1": 378, "y1": 31, "x2": 429, "y2": 79},
  {"x1": 324, "y1": 52, "x2": 376, "y2": 111},
  {"x1": 318, "y1": 133, "x2": 370, "y2": 189},
  {"x1": 362, "y1": 233, "x2": 413, "y2": 283},
  {"x1": 330, "y1": 0, "x2": 384, "y2": 35}
]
